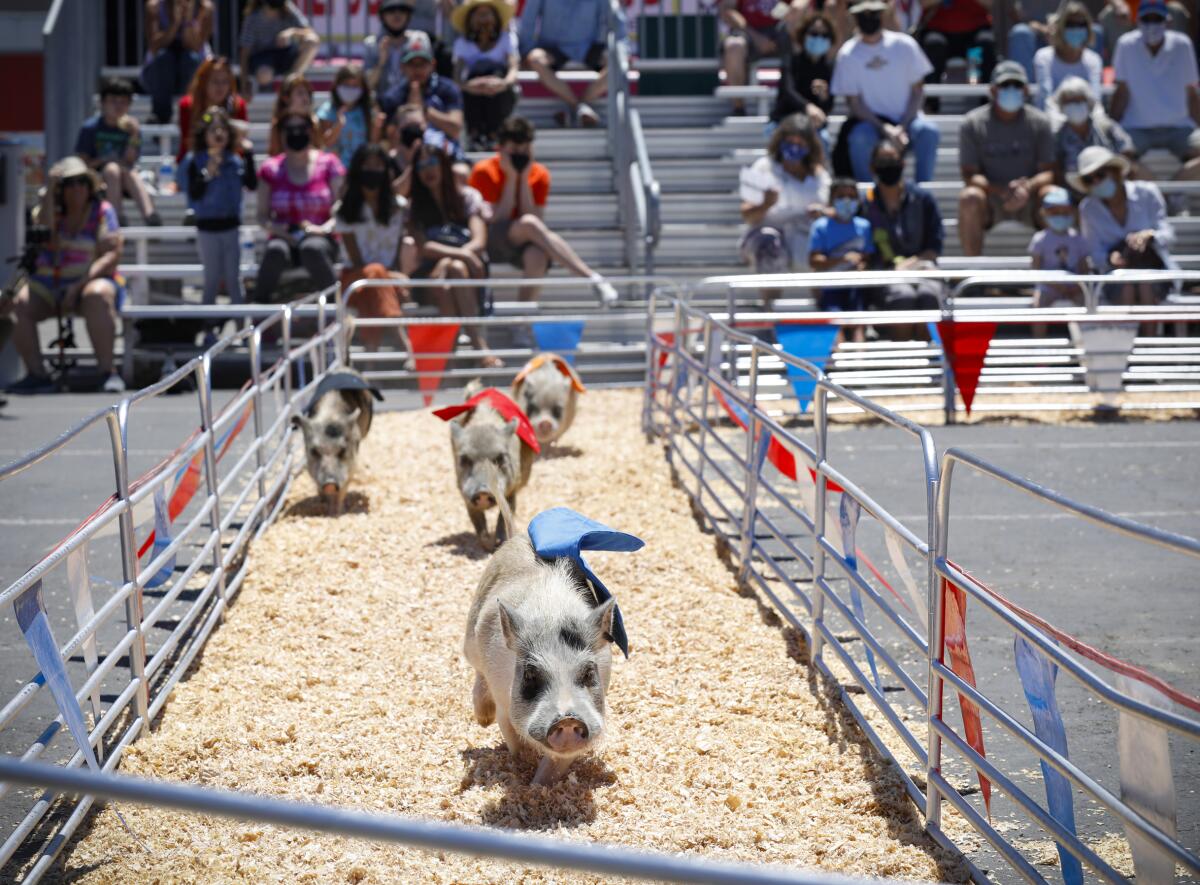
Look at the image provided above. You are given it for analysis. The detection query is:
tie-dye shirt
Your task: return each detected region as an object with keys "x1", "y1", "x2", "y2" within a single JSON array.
[
  {"x1": 29, "y1": 199, "x2": 121, "y2": 302},
  {"x1": 259, "y1": 151, "x2": 346, "y2": 229}
]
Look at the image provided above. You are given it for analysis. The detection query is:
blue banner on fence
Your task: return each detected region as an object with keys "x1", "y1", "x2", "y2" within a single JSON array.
[
  {"x1": 839, "y1": 494, "x2": 882, "y2": 692},
  {"x1": 1014, "y1": 636, "x2": 1082, "y2": 885},
  {"x1": 143, "y1": 485, "x2": 176, "y2": 590},
  {"x1": 774, "y1": 324, "x2": 839, "y2": 412},
  {"x1": 532, "y1": 321, "x2": 586, "y2": 364}
]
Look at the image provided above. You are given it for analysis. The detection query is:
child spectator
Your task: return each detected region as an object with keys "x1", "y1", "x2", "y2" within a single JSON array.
[
  {"x1": 238, "y1": 0, "x2": 320, "y2": 98},
  {"x1": 177, "y1": 106, "x2": 257, "y2": 311},
  {"x1": 176, "y1": 57, "x2": 248, "y2": 163},
  {"x1": 317, "y1": 64, "x2": 377, "y2": 169},
  {"x1": 1029, "y1": 187, "x2": 1089, "y2": 314},
  {"x1": 520, "y1": 0, "x2": 621, "y2": 127},
  {"x1": 141, "y1": 0, "x2": 213, "y2": 123},
  {"x1": 75, "y1": 76, "x2": 161, "y2": 226},
  {"x1": 808, "y1": 177, "x2": 874, "y2": 339},
  {"x1": 451, "y1": 0, "x2": 520, "y2": 151}
]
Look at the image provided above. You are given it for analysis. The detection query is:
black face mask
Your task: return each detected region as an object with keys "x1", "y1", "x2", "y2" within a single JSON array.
[
  {"x1": 266, "y1": 0, "x2": 286, "y2": 9},
  {"x1": 874, "y1": 164, "x2": 902, "y2": 186},
  {"x1": 360, "y1": 170, "x2": 387, "y2": 190},
  {"x1": 509, "y1": 153, "x2": 530, "y2": 172},
  {"x1": 285, "y1": 128, "x2": 311, "y2": 151},
  {"x1": 855, "y1": 12, "x2": 882, "y2": 34},
  {"x1": 382, "y1": 20, "x2": 407, "y2": 37},
  {"x1": 400, "y1": 124, "x2": 423, "y2": 147}
]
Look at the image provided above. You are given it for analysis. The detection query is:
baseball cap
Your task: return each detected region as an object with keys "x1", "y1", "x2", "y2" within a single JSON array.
[
  {"x1": 991, "y1": 60, "x2": 1028, "y2": 86},
  {"x1": 1137, "y1": 0, "x2": 1169, "y2": 18},
  {"x1": 400, "y1": 30, "x2": 434, "y2": 63},
  {"x1": 380, "y1": 0, "x2": 414, "y2": 11}
]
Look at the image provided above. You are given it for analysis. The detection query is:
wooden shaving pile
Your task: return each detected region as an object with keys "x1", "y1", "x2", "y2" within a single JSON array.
[{"x1": 49, "y1": 391, "x2": 968, "y2": 884}]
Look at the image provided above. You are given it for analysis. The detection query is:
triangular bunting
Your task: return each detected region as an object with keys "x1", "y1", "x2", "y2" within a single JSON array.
[
  {"x1": 941, "y1": 577, "x2": 991, "y2": 816},
  {"x1": 532, "y1": 321, "x2": 585, "y2": 364},
  {"x1": 409, "y1": 323, "x2": 461, "y2": 407},
  {"x1": 774, "y1": 323, "x2": 839, "y2": 412},
  {"x1": 937, "y1": 321, "x2": 996, "y2": 415},
  {"x1": 143, "y1": 485, "x2": 176, "y2": 589},
  {"x1": 1073, "y1": 322, "x2": 1137, "y2": 393}
]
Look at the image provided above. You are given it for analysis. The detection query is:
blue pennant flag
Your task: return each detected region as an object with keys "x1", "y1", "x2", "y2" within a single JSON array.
[
  {"x1": 774, "y1": 324, "x2": 839, "y2": 412},
  {"x1": 528, "y1": 508, "x2": 645, "y2": 658},
  {"x1": 532, "y1": 321, "x2": 586, "y2": 365},
  {"x1": 143, "y1": 485, "x2": 176, "y2": 590},
  {"x1": 1014, "y1": 636, "x2": 1082, "y2": 885},
  {"x1": 839, "y1": 495, "x2": 881, "y2": 692}
]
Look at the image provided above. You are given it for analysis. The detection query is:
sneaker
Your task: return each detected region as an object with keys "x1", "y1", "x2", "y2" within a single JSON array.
[
  {"x1": 6, "y1": 373, "x2": 56, "y2": 395},
  {"x1": 577, "y1": 102, "x2": 600, "y2": 128},
  {"x1": 553, "y1": 108, "x2": 573, "y2": 128},
  {"x1": 102, "y1": 373, "x2": 126, "y2": 394},
  {"x1": 592, "y1": 275, "x2": 619, "y2": 306},
  {"x1": 145, "y1": 212, "x2": 164, "y2": 227}
]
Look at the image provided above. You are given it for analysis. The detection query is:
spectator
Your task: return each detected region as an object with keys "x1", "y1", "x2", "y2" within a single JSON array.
[
  {"x1": 957, "y1": 61, "x2": 1055, "y2": 256},
  {"x1": 335, "y1": 144, "x2": 413, "y2": 353},
  {"x1": 451, "y1": 0, "x2": 520, "y2": 151},
  {"x1": 1052, "y1": 76, "x2": 1135, "y2": 195},
  {"x1": 720, "y1": 0, "x2": 784, "y2": 117},
  {"x1": 366, "y1": 0, "x2": 455, "y2": 89},
  {"x1": 917, "y1": 0, "x2": 995, "y2": 88},
  {"x1": 1008, "y1": 0, "x2": 1066, "y2": 76},
  {"x1": 808, "y1": 177, "x2": 874, "y2": 339},
  {"x1": 468, "y1": 116, "x2": 619, "y2": 307},
  {"x1": 75, "y1": 77, "x2": 162, "y2": 226},
  {"x1": 255, "y1": 113, "x2": 345, "y2": 301},
  {"x1": 1029, "y1": 186, "x2": 1089, "y2": 316},
  {"x1": 317, "y1": 64, "x2": 378, "y2": 169},
  {"x1": 378, "y1": 32, "x2": 465, "y2": 146},
  {"x1": 1098, "y1": 0, "x2": 1188, "y2": 62},
  {"x1": 267, "y1": 73, "x2": 320, "y2": 156},
  {"x1": 520, "y1": 0, "x2": 620, "y2": 127},
  {"x1": 738, "y1": 112, "x2": 831, "y2": 285},
  {"x1": 862, "y1": 139, "x2": 943, "y2": 339},
  {"x1": 238, "y1": 0, "x2": 319, "y2": 98},
  {"x1": 408, "y1": 146, "x2": 499, "y2": 367},
  {"x1": 1033, "y1": 2, "x2": 1102, "y2": 113},
  {"x1": 177, "y1": 106, "x2": 257, "y2": 312},
  {"x1": 1110, "y1": 0, "x2": 1200, "y2": 191},
  {"x1": 1072, "y1": 146, "x2": 1177, "y2": 307},
  {"x1": 175, "y1": 56, "x2": 248, "y2": 163},
  {"x1": 385, "y1": 103, "x2": 470, "y2": 188},
  {"x1": 141, "y1": 0, "x2": 213, "y2": 123},
  {"x1": 771, "y1": 13, "x2": 836, "y2": 150},
  {"x1": 3, "y1": 158, "x2": 126, "y2": 394},
  {"x1": 831, "y1": 0, "x2": 939, "y2": 184}
]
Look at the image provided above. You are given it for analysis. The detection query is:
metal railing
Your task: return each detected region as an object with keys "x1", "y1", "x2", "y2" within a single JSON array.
[{"x1": 44, "y1": 0, "x2": 104, "y2": 164}]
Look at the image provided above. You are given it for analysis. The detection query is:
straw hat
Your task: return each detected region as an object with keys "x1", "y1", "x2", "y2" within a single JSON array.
[
  {"x1": 1067, "y1": 145, "x2": 1130, "y2": 195},
  {"x1": 451, "y1": 0, "x2": 513, "y2": 35},
  {"x1": 48, "y1": 156, "x2": 102, "y2": 198}
]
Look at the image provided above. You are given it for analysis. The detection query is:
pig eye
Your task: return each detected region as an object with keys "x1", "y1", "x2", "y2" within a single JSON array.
[
  {"x1": 520, "y1": 664, "x2": 547, "y2": 702},
  {"x1": 493, "y1": 453, "x2": 508, "y2": 468},
  {"x1": 338, "y1": 446, "x2": 347, "y2": 457},
  {"x1": 576, "y1": 663, "x2": 598, "y2": 688},
  {"x1": 459, "y1": 454, "x2": 472, "y2": 470},
  {"x1": 551, "y1": 406, "x2": 563, "y2": 420}
]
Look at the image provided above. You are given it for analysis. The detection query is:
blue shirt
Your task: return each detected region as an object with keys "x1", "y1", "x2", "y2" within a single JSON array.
[
  {"x1": 518, "y1": 0, "x2": 625, "y2": 62},
  {"x1": 177, "y1": 150, "x2": 253, "y2": 222},
  {"x1": 316, "y1": 101, "x2": 370, "y2": 169},
  {"x1": 75, "y1": 114, "x2": 138, "y2": 164},
  {"x1": 378, "y1": 71, "x2": 462, "y2": 119},
  {"x1": 809, "y1": 216, "x2": 874, "y2": 264}
]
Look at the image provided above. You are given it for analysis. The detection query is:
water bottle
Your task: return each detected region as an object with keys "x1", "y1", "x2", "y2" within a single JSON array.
[
  {"x1": 240, "y1": 228, "x2": 256, "y2": 273},
  {"x1": 158, "y1": 155, "x2": 175, "y2": 196},
  {"x1": 966, "y1": 47, "x2": 983, "y2": 86}
]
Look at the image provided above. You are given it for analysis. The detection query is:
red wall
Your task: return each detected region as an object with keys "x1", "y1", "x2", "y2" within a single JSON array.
[{"x1": 0, "y1": 54, "x2": 43, "y2": 132}]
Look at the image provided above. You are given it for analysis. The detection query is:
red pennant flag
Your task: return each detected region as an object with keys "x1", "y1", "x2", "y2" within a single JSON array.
[
  {"x1": 937, "y1": 321, "x2": 996, "y2": 416},
  {"x1": 942, "y1": 576, "x2": 992, "y2": 816},
  {"x1": 655, "y1": 332, "x2": 674, "y2": 369},
  {"x1": 433, "y1": 388, "x2": 541, "y2": 454},
  {"x1": 409, "y1": 323, "x2": 461, "y2": 407}
]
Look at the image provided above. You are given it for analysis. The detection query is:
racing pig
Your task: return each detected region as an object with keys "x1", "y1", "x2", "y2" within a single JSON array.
[
  {"x1": 512, "y1": 353, "x2": 586, "y2": 446},
  {"x1": 292, "y1": 369, "x2": 382, "y2": 516}
]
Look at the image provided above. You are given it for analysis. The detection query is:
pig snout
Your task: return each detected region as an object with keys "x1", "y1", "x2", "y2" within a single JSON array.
[
  {"x1": 320, "y1": 482, "x2": 344, "y2": 516},
  {"x1": 471, "y1": 491, "x2": 497, "y2": 509},
  {"x1": 535, "y1": 420, "x2": 555, "y2": 439},
  {"x1": 545, "y1": 717, "x2": 590, "y2": 754}
]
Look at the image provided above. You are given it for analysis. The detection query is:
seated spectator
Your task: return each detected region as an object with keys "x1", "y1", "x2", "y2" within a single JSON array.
[
  {"x1": 917, "y1": 0, "x2": 994, "y2": 88},
  {"x1": 832, "y1": 1, "x2": 939, "y2": 184},
  {"x1": 1008, "y1": 0, "x2": 1066, "y2": 76},
  {"x1": 177, "y1": 106, "x2": 257, "y2": 312},
  {"x1": 76, "y1": 77, "x2": 161, "y2": 226},
  {"x1": 520, "y1": 0, "x2": 620, "y2": 127},
  {"x1": 1033, "y1": 2, "x2": 1102, "y2": 114},
  {"x1": 808, "y1": 178, "x2": 874, "y2": 340},
  {"x1": 468, "y1": 116, "x2": 618, "y2": 308},
  {"x1": 862, "y1": 140, "x2": 943, "y2": 339},
  {"x1": 1029, "y1": 186, "x2": 1089, "y2": 316},
  {"x1": 738, "y1": 113, "x2": 831, "y2": 288},
  {"x1": 1098, "y1": 0, "x2": 1188, "y2": 62},
  {"x1": 365, "y1": 0, "x2": 413, "y2": 106},
  {"x1": 957, "y1": 61, "x2": 1055, "y2": 256},
  {"x1": 267, "y1": 73, "x2": 320, "y2": 155},
  {"x1": 335, "y1": 144, "x2": 413, "y2": 353},
  {"x1": 317, "y1": 64, "x2": 378, "y2": 169},
  {"x1": 771, "y1": 13, "x2": 836, "y2": 151},
  {"x1": 386, "y1": 103, "x2": 470, "y2": 188},
  {"x1": 238, "y1": 0, "x2": 319, "y2": 98},
  {"x1": 3, "y1": 158, "x2": 126, "y2": 394},
  {"x1": 378, "y1": 32, "x2": 465, "y2": 146},
  {"x1": 721, "y1": 0, "x2": 784, "y2": 117},
  {"x1": 255, "y1": 114, "x2": 345, "y2": 301},
  {"x1": 1052, "y1": 77, "x2": 1135, "y2": 195},
  {"x1": 176, "y1": 56, "x2": 248, "y2": 163},
  {"x1": 408, "y1": 146, "x2": 499, "y2": 366},
  {"x1": 451, "y1": 0, "x2": 520, "y2": 151},
  {"x1": 1110, "y1": 0, "x2": 1200, "y2": 194},
  {"x1": 141, "y1": 0, "x2": 213, "y2": 123},
  {"x1": 1072, "y1": 146, "x2": 1177, "y2": 307}
]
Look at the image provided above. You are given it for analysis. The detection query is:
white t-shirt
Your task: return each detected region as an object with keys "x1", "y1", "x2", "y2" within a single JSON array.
[
  {"x1": 1113, "y1": 30, "x2": 1199, "y2": 130},
  {"x1": 739, "y1": 155, "x2": 831, "y2": 263},
  {"x1": 1033, "y1": 46, "x2": 1102, "y2": 111},
  {"x1": 335, "y1": 198, "x2": 407, "y2": 267},
  {"x1": 452, "y1": 27, "x2": 518, "y2": 71},
  {"x1": 831, "y1": 31, "x2": 933, "y2": 122}
]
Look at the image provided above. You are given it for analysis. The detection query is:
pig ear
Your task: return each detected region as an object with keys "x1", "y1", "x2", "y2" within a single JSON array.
[
  {"x1": 588, "y1": 598, "x2": 617, "y2": 648},
  {"x1": 504, "y1": 417, "x2": 519, "y2": 437},
  {"x1": 497, "y1": 601, "x2": 522, "y2": 650},
  {"x1": 346, "y1": 407, "x2": 361, "y2": 425},
  {"x1": 291, "y1": 414, "x2": 310, "y2": 433}
]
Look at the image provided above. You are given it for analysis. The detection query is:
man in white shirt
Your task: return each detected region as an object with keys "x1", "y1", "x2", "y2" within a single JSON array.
[
  {"x1": 831, "y1": 0, "x2": 940, "y2": 183},
  {"x1": 1110, "y1": 0, "x2": 1200, "y2": 184}
]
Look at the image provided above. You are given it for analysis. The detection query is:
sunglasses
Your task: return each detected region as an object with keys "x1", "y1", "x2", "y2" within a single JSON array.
[
  {"x1": 1139, "y1": 14, "x2": 1166, "y2": 22},
  {"x1": 1079, "y1": 169, "x2": 1109, "y2": 186}
]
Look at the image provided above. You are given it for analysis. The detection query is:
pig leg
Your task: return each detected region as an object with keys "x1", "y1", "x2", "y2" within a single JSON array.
[
  {"x1": 531, "y1": 754, "x2": 573, "y2": 787},
  {"x1": 472, "y1": 672, "x2": 495, "y2": 726},
  {"x1": 497, "y1": 715, "x2": 523, "y2": 757}
]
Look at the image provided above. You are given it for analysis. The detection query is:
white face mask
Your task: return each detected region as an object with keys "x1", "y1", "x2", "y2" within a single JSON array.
[
  {"x1": 1140, "y1": 21, "x2": 1167, "y2": 46},
  {"x1": 336, "y1": 85, "x2": 363, "y2": 106},
  {"x1": 1062, "y1": 101, "x2": 1090, "y2": 125}
]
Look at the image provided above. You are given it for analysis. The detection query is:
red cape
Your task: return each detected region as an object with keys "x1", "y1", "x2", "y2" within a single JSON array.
[{"x1": 433, "y1": 389, "x2": 542, "y2": 454}]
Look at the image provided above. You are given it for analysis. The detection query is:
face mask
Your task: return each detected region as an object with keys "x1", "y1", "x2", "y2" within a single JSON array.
[
  {"x1": 804, "y1": 34, "x2": 832, "y2": 57},
  {"x1": 780, "y1": 141, "x2": 809, "y2": 163},
  {"x1": 1062, "y1": 101, "x2": 1089, "y2": 125},
  {"x1": 833, "y1": 197, "x2": 859, "y2": 220},
  {"x1": 400, "y1": 123, "x2": 423, "y2": 147},
  {"x1": 360, "y1": 169, "x2": 386, "y2": 189},
  {"x1": 996, "y1": 86, "x2": 1025, "y2": 113},
  {"x1": 285, "y1": 128, "x2": 311, "y2": 151},
  {"x1": 874, "y1": 163, "x2": 902, "y2": 186},
  {"x1": 855, "y1": 12, "x2": 882, "y2": 35},
  {"x1": 336, "y1": 85, "x2": 363, "y2": 106},
  {"x1": 266, "y1": 0, "x2": 286, "y2": 8},
  {"x1": 1063, "y1": 26, "x2": 1090, "y2": 48},
  {"x1": 1091, "y1": 176, "x2": 1117, "y2": 199},
  {"x1": 1140, "y1": 22, "x2": 1166, "y2": 46},
  {"x1": 509, "y1": 152, "x2": 530, "y2": 172},
  {"x1": 1046, "y1": 214, "x2": 1073, "y2": 232}
]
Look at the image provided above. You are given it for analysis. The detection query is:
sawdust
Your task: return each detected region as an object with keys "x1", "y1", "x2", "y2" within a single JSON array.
[{"x1": 47, "y1": 390, "x2": 969, "y2": 884}]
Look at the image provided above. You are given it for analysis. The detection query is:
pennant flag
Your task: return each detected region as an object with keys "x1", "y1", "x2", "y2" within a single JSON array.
[
  {"x1": 409, "y1": 323, "x2": 461, "y2": 407},
  {"x1": 941, "y1": 577, "x2": 991, "y2": 815},
  {"x1": 1074, "y1": 322, "x2": 1137, "y2": 394},
  {"x1": 884, "y1": 528, "x2": 925, "y2": 629},
  {"x1": 937, "y1": 321, "x2": 996, "y2": 415},
  {"x1": 839, "y1": 495, "x2": 882, "y2": 691},
  {"x1": 654, "y1": 331, "x2": 674, "y2": 370},
  {"x1": 67, "y1": 546, "x2": 102, "y2": 724},
  {"x1": 1117, "y1": 675, "x2": 1178, "y2": 885},
  {"x1": 711, "y1": 383, "x2": 751, "y2": 431},
  {"x1": 532, "y1": 321, "x2": 585, "y2": 365},
  {"x1": 774, "y1": 324, "x2": 839, "y2": 412},
  {"x1": 142, "y1": 485, "x2": 176, "y2": 590},
  {"x1": 1014, "y1": 637, "x2": 1081, "y2": 885}
]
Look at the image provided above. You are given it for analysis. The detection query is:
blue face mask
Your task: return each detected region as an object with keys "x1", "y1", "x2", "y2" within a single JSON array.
[
  {"x1": 1063, "y1": 26, "x2": 1090, "y2": 48},
  {"x1": 833, "y1": 197, "x2": 859, "y2": 220},
  {"x1": 996, "y1": 86, "x2": 1026, "y2": 113},
  {"x1": 804, "y1": 34, "x2": 832, "y2": 57},
  {"x1": 780, "y1": 141, "x2": 809, "y2": 163},
  {"x1": 1091, "y1": 176, "x2": 1117, "y2": 199},
  {"x1": 1046, "y1": 214, "x2": 1074, "y2": 232}
]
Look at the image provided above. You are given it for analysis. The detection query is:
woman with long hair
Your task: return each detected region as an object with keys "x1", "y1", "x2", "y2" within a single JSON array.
[
  {"x1": 142, "y1": 0, "x2": 214, "y2": 123},
  {"x1": 451, "y1": 0, "x2": 520, "y2": 150},
  {"x1": 176, "y1": 56, "x2": 248, "y2": 162},
  {"x1": 317, "y1": 64, "x2": 378, "y2": 168},
  {"x1": 1033, "y1": 2, "x2": 1102, "y2": 113},
  {"x1": 771, "y1": 13, "x2": 837, "y2": 152},
  {"x1": 266, "y1": 72, "x2": 322, "y2": 155}
]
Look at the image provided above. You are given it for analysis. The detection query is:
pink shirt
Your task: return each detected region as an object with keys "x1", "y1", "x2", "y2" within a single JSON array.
[{"x1": 259, "y1": 151, "x2": 345, "y2": 229}]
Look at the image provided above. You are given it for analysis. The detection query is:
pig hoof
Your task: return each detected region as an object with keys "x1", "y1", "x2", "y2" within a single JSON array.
[
  {"x1": 472, "y1": 674, "x2": 495, "y2": 726},
  {"x1": 478, "y1": 532, "x2": 496, "y2": 552}
]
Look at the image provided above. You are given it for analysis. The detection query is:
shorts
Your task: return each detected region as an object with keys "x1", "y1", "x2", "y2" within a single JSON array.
[
  {"x1": 882, "y1": 280, "x2": 943, "y2": 311},
  {"x1": 485, "y1": 220, "x2": 539, "y2": 267},
  {"x1": 819, "y1": 287, "x2": 867, "y2": 312},
  {"x1": 985, "y1": 190, "x2": 1038, "y2": 229},
  {"x1": 535, "y1": 42, "x2": 606, "y2": 72},
  {"x1": 248, "y1": 44, "x2": 299, "y2": 76},
  {"x1": 1127, "y1": 126, "x2": 1200, "y2": 161},
  {"x1": 720, "y1": 25, "x2": 780, "y2": 62},
  {"x1": 28, "y1": 276, "x2": 126, "y2": 312}
]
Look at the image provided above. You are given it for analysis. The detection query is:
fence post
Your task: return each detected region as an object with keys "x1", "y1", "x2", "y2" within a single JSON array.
[
  {"x1": 809, "y1": 381, "x2": 830, "y2": 662},
  {"x1": 282, "y1": 305, "x2": 294, "y2": 403},
  {"x1": 694, "y1": 318, "x2": 714, "y2": 506},
  {"x1": 940, "y1": 292, "x2": 956, "y2": 426},
  {"x1": 249, "y1": 328, "x2": 267, "y2": 503},
  {"x1": 925, "y1": 461, "x2": 952, "y2": 830},
  {"x1": 736, "y1": 341, "x2": 761, "y2": 584},
  {"x1": 642, "y1": 287, "x2": 658, "y2": 437},
  {"x1": 195, "y1": 354, "x2": 227, "y2": 609}
]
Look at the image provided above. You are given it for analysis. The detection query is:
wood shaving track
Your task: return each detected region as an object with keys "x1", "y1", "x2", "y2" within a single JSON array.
[{"x1": 51, "y1": 390, "x2": 968, "y2": 884}]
